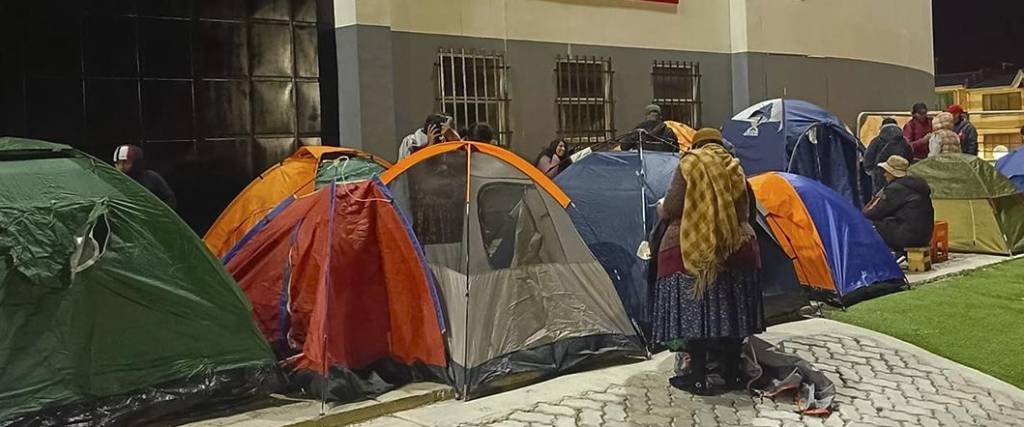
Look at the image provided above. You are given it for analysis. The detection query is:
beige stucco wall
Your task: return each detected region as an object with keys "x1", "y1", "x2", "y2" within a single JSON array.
[
  {"x1": 738, "y1": 0, "x2": 934, "y2": 74},
  {"x1": 337, "y1": 0, "x2": 733, "y2": 53},
  {"x1": 335, "y1": 0, "x2": 933, "y2": 74}
]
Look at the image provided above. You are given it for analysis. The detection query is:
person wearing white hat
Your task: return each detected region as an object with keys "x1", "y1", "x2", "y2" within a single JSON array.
[
  {"x1": 863, "y1": 155, "x2": 934, "y2": 251},
  {"x1": 112, "y1": 144, "x2": 176, "y2": 209}
]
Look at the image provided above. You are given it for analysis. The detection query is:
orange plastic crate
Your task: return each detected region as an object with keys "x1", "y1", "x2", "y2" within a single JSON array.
[{"x1": 931, "y1": 221, "x2": 949, "y2": 263}]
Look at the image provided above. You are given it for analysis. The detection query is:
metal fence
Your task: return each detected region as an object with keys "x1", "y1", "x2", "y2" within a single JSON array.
[
  {"x1": 652, "y1": 60, "x2": 701, "y2": 127},
  {"x1": 436, "y1": 48, "x2": 511, "y2": 146},
  {"x1": 555, "y1": 55, "x2": 615, "y2": 144}
]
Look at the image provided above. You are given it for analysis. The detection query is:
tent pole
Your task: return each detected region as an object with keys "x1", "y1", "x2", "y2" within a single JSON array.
[
  {"x1": 638, "y1": 128, "x2": 648, "y2": 243},
  {"x1": 462, "y1": 146, "x2": 473, "y2": 399}
]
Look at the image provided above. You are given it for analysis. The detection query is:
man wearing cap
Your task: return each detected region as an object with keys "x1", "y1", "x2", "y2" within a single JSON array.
[
  {"x1": 113, "y1": 144, "x2": 177, "y2": 210},
  {"x1": 948, "y1": 104, "x2": 978, "y2": 156},
  {"x1": 863, "y1": 155, "x2": 934, "y2": 251},
  {"x1": 619, "y1": 104, "x2": 678, "y2": 152}
]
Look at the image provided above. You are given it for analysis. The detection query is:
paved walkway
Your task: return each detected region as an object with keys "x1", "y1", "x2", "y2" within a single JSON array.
[{"x1": 360, "y1": 319, "x2": 1024, "y2": 427}]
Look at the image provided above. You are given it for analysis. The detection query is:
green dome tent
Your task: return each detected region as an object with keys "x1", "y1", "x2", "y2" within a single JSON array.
[
  {"x1": 908, "y1": 154, "x2": 1024, "y2": 255},
  {"x1": 0, "y1": 138, "x2": 279, "y2": 425}
]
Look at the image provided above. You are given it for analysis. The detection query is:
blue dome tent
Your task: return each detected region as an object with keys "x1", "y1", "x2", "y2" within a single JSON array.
[
  {"x1": 556, "y1": 151, "x2": 807, "y2": 338},
  {"x1": 722, "y1": 99, "x2": 868, "y2": 207},
  {"x1": 996, "y1": 146, "x2": 1024, "y2": 192}
]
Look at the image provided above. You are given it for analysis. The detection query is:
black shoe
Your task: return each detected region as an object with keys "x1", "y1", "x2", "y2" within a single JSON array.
[{"x1": 669, "y1": 374, "x2": 716, "y2": 396}]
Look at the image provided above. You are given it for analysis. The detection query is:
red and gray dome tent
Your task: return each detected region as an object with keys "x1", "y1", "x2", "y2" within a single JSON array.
[
  {"x1": 381, "y1": 141, "x2": 645, "y2": 399},
  {"x1": 0, "y1": 138, "x2": 279, "y2": 425},
  {"x1": 222, "y1": 178, "x2": 449, "y2": 402}
]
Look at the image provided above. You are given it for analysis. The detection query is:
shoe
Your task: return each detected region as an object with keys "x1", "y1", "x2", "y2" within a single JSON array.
[{"x1": 669, "y1": 374, "x2": 716, "y2": 396}]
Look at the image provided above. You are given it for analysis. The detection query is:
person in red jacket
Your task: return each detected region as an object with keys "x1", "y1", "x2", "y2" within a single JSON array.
[{"x1": 903, "y1": 102, "x2": 932, "y2": 160}]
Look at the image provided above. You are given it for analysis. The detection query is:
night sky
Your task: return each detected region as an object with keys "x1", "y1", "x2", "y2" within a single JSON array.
[{"x1": 933, "y1": 0, "x2": 1024, "y2": 74}]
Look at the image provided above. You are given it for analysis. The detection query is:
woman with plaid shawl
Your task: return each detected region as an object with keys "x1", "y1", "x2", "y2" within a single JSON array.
[{"x1": 652, "y1": 128, "x2": 765, "y2": 396}]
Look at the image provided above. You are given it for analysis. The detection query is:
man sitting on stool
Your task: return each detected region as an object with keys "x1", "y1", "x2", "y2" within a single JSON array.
[{"x1": 863, "y1": 155, "x2": 935, "y2": 253}]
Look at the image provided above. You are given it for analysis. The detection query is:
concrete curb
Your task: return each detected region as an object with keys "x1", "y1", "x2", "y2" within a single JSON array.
[
  {"x1": 904, "y1": 253, "x2": 1020, "y2": 286},
  {"x1": 288, "y1": 386, "x2": 456, "y2": 427}
]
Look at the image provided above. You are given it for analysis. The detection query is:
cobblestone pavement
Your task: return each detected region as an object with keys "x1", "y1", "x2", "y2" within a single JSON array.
[{"x1": 448, "y1": 334, "x2": 1024, "y2": 427}]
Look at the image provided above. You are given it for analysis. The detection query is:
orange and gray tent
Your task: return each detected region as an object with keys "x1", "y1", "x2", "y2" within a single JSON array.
[
  {"x1": 381, "y1": 141, "x2": 645, "y2": 399},
  {"x1": 222, "y1": 179, "x2": 447, "y2": 402},
  {"x1": 205, "y1": 146, "x2": 391, "y2": 258},
  {"x1": 750, "y1": 172, "x2": 905, "y2": 305}
]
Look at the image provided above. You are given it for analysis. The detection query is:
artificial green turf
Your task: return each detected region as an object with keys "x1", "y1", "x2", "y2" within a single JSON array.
[{"x1": 829, "y1": 259, "x2": 1024, "y2": 389}]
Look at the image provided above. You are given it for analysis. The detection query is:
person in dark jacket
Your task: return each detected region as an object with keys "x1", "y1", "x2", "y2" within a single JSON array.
[
  {"x1": 863, "y1": 118, "x2": 914, "y2": 195},
  {"x1": 619, "y1": 104, "x2": 679, "y2": 152},
  {"x1": 948, "y1": 104, "x2": 978, "y2": 156},
  {"x1": 113, "y1": 145, "x2": 177, "y2": 209},
  {"x1": 863, "y1": 155, "x2": 934, "y2": 251}
]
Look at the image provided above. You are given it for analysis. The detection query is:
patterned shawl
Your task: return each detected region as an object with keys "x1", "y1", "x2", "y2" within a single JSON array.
[{"x1": 678, "y1": 143, "x2": 751, "y2": 296}]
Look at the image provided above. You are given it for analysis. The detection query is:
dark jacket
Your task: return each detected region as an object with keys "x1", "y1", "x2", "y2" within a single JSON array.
[
  {"x1": 953, "y1": 118, "x2": 979, "y2": 156},
  {"x1": 620, "y1": 120, "x2": 679, "y2": 152},
  {"x1": 863, "y1": 176, "x2": 933, "y2": 249},
  {"x1": 863, "y1": 125, "x2": 914, "y2": 195},
  {"x1": 132, "y1": 169, "x2": 177, "y2": 210}
]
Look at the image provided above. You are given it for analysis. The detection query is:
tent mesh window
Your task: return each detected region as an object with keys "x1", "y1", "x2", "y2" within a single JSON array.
[
  {"x1": 436, "y1": 48, "x2": 511, "y2": 147},
  {"x1": 652, "y1": 60, "x2": 701, "y2": 127},
  {"x1": 555, "y1": 55, "x2": 615, "y2": 145}
]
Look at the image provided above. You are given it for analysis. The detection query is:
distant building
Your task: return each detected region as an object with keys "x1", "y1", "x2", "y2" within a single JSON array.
[{"x1": 935, "y1": 68, "x2": 1024, "y2": 160}]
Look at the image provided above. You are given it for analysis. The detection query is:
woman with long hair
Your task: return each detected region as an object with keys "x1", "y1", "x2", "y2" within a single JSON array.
[
  {"x1": 652, "y1": 128, "x2": 764, "y2": 396},
  {"x1": 535, "y1": 139, "x2": 571, "y2": 178}
]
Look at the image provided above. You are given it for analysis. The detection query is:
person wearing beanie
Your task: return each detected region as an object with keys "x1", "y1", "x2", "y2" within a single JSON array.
[
  {"x1": 619, "y1": 104, "x2": 679, "y2": 152},
  {"x1": 947, "y1": 104, "x2": 978, "y2": 156},
  {"x1": 863, "y1": 117, "x2": 913, "y2": 195},
  {"x1": 112, "y1": 144, "x2": 177, "y2": 209},
  {"x1": 863, "y1": 155, "x2": 934, "y2": 251}
]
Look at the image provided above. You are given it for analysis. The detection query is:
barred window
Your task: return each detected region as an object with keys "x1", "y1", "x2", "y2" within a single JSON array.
[
  {"x1": 652, "y1": 60, "x2": 701, "y2": 127},
  {"x1": 436, "y1": 48, "x2": 511, "y2": 146},
  {"x1": 555, "y1": 56, "x2": 615, "y2": 144}
]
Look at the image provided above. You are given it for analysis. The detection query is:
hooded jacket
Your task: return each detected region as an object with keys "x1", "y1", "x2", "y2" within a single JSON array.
[
  {"x1": 863, "y1": 124, "x2": 913, "y2": 194},
  {"x1": 619, "y1": 120, "x2": 679, "y2": 152},
  {"x1": 863, "y1": 176, "x2": 934, "y2": 249},
  {"x1": 116, "y1": 145, "x2": 177, "y2": 209}
]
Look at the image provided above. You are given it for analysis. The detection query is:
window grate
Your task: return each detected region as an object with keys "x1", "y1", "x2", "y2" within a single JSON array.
[
  {"x1": 651, "y1": 60, "x2": 701, "y2": 127},
  {"x1": 436, "y1": 48, "x2": 511, "y2": 146},
  {"x1": 555, "y1": 55, "x2": 615, "y2": 145}
]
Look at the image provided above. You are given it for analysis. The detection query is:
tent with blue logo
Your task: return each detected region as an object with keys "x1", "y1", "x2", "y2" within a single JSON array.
[
  {"x1": 723, "y1": 99, "x2": 867, "y2": 207},
  {"x1": 556, "y1": 151, "x2": 808, "y2": 332},
  {"x1": 996, "y1": 146, "x2": 1024, "y2": 192},
  {"x1": 750, "y1": 172, "x2": 905, "y2": 305}
]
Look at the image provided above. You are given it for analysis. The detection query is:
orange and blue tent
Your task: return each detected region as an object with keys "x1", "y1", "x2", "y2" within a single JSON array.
[
  {"x1": 205, "y1": 146, "x2": 391, "y2": 258},
  {"x1": 222, "y1": 179, "x2": 447, "y2": 402},
  {"x1": 750, "y1": 172, "x2": 905, "y2": 304}
]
